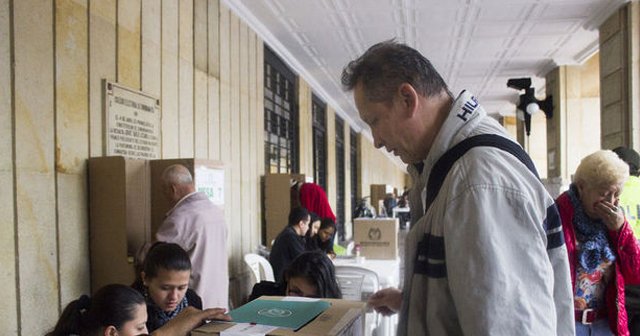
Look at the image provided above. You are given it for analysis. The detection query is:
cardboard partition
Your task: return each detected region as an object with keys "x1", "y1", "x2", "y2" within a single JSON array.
[
  {"x1": 88, "y1": 156, "x2": 150, "y2": 292},
  {"x1": 191, "y1": 296, "x2": 365, "y2": 336},
  {"x1": 353, "y1": 218, "x2": 399, "y2": 260},
  {"x1": 263, "y1": 174, "x2": 304, "y2": 248}
]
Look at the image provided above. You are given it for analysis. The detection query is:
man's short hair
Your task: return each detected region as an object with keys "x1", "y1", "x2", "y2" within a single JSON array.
[
  {"x1": 341, "y1": 39, "x2": 451, "y2": 103},
  {"x1": 288, "y1": 206, "x2": 310, "y2": 227},
  {"x1": 162, "y1": 164, "x2": 193, "y2": 185}
]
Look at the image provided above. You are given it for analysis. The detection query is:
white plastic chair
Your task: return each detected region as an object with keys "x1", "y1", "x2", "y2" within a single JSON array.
[
  {"x1": 335, "y1": 274, "x2": 365, "y2": 300},
  {"x1": 334, "y1": 265, "x2": 380, "y2": 334},
  {"x1": 256, "y1": 244, "x2": 271, "y2": 259},
  {"x1": 243, "y1": 253, "x2": 275, "y2": 283}
]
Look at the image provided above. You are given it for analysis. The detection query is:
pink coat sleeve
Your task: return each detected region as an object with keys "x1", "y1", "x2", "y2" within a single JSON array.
[{"x1": 610, "y1": 221, "x2": 640, "y2": 285}]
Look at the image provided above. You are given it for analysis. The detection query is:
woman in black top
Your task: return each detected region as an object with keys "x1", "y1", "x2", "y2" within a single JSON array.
[
  {"x1": 250, "y1": 251, "x2": 342, "y2": 301},
  {"x1": 132, "y1": 242, "x2": 227, "y2": 333},
  {"x1": 310, "y1": 218, "x2": 337, "y2": 258}
]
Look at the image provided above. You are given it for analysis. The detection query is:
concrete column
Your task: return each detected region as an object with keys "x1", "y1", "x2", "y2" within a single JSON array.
[
  {"x1": 545, "y1": 53, "x2": 601, "y2": 184},
  {"x1": 499, "y1": 115, "x2": 517, "y2": 139},
  {"x1": 600, "y1": 1, "x2": 640, "y2": 149}
]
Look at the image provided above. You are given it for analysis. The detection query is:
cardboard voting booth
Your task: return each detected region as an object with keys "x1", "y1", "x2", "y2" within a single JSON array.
[
  {"x1": 263, "y1": 174, "x2": 305, "y2": 247},
  {"x1": 191, "y1": 296, "x2": 365, "y2": 336},
  {"x1": 88, "y1": 156, "x2": 224, "y2": 293},
  {"x1": 353, "y1": 218, "x2": 399, "y2": 260}
]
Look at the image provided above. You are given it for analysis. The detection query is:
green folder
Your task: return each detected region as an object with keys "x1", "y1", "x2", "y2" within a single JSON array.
[{"x1": 228, "y1": 299, "x2": 331, "y2": 330}]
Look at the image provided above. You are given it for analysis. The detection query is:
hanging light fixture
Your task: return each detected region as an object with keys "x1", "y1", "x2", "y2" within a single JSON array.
[{"x1": 507, "y1": 77, "x2": 553, "y2": 136}]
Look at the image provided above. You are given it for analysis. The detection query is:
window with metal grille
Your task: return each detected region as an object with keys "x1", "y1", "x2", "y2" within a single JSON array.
[
  {"x1": 335, "y1": 116, "x2": 346, "y2": 241},
  {"x1": 264, "y1": 46, "x2": 298, "y2": 174},
  {"x1": 312, "y1": 94, "x2": 327, "y2": 191},
  {"x1": 350, "y1": 128, "x2": 359, "y2": 219}
]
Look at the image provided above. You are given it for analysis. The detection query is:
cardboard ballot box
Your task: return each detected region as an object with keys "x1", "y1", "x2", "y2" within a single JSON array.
[
  {"x1": 191, "y1": 296, "x2": 365, "y2": 336},
  {"x1": 353, "y1": 218, "x2": 399, "y2": 260}
]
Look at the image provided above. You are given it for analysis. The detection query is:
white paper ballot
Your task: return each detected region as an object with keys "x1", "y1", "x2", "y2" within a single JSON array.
[{"x1": 220, "y1": 323, "x2": 278, "y2": 336}]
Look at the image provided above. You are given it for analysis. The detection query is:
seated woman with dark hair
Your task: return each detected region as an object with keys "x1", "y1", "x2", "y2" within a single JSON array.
[
  {"x1": 250, "y1": 251, "x2": 342, "y2": 301},
  {"x1": 47, "y1": 284, "x2": 148, "y2": 336},
  {"x1": 308, "y1": 218, "x2": 337, "y2": 258},
  {"x1": 285, "y1": 251, "x2": 342, "y2": 299},
  {"x1": 48, "y1": 280, "x2": 229, "y2": 336},
  {"x1": 133, "y1": 242, "x2": 230, "y2": 333},
  {"x1": 304, "y1": 212, "x2": 321, "y2": 249}
]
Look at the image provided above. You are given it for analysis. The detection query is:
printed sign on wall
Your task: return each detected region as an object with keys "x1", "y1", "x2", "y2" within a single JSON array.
[
  {"x1": 195, "y1": 165, "x2": 225, "y2": 207},
  {"x1": 104, "y1": 80, "x2": 161, "y2": 159}
]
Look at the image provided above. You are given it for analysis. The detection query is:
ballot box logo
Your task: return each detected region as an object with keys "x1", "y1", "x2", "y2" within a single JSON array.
[
  {"x1": 368, "y1": 227, "x2": 382, "y2": 241},
  {"x1": 258, "y1": 308, "x2": 293, "y2": 318}
]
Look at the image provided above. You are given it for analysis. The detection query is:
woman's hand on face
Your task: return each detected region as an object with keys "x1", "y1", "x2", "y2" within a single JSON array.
[{"x1": 596, "y1": 201, "x2": 624, "y2": 231}]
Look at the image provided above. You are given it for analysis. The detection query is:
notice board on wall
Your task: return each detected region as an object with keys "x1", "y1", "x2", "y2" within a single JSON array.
[
  {"x1": 104, "y1": 80, "x2": 161, "y2": 159},
  {"x1": 195, "y1": 164, "x2": 225, "y2": 207}
]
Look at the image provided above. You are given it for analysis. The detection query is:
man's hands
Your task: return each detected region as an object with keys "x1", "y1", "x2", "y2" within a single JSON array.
[{"x1": 367, "y1": 287, "x2": 402, "y2": 316}]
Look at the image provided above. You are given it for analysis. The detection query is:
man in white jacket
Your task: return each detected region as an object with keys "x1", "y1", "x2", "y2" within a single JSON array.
[
  {"x1": 156, "y1": 164, "x2": 229, "y2": 310},
  {"x1": 341, "y1": 40, "x2": 574, "y2": 335}
]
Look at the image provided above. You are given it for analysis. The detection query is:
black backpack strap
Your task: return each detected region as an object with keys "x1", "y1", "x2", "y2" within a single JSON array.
[{"x1": 425, "y1": 134, "x2": 539, "y2": 212}]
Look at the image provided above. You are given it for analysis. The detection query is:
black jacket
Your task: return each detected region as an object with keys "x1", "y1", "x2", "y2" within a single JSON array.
[{"x1": 269, "y1": 226, "x2": 306, "y2": 282}]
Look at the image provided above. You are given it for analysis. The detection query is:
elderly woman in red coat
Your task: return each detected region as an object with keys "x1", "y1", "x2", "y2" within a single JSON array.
[{"x1": 556, "y1": 150, "x2": 640, "y2": 335}]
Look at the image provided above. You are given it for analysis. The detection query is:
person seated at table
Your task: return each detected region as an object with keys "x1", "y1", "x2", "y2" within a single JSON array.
[
  {"x1": 308, "y1": 218, "x2": 337, "y2": 258},
  {"x1": 47, "y1": 284, "x2": 148, "y2": 336},
  {"x1": 270, "y1": 206, "x2": 310, "y2": 282},
  {"x1": 250, "y1": 251, "x2": 342, "y2": 301},
  {"x1": 304, "y1": 212, "x2": 321, "y2": 249},
  {"x1": 132, "y1": 242, "x2": 230, "y2": 333},
  {"x1": 286, "y1": 251, "x2": 342, "y2": 299}
]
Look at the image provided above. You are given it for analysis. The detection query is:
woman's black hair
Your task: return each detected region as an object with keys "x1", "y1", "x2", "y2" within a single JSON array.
[
  {"x1": 319, "y1": 218, "x2": 336, "y2": 232},
  {"x1": 143, "y1": 242, "x2": 192, "y2": 279},
  {"x1": 315, "y1": 218, "x2": 336, "y2": 253},
  {"x1": 47, "y1": 284, "x2": 145, "y2": 336},
  {"x1": 305, "y1": 212, "x2": 321, "y2": 239},
  {"x1": 284, "y1": 251, "x2": 342, "y2": 299},
  {"x1": 288, "y1": 206, "x2": 310, "y2": 227}
]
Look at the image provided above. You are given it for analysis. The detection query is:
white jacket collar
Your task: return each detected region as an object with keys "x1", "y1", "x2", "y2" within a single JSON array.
[{"x1": 408, "y1": 90, "x2": 486, "y2": 183}]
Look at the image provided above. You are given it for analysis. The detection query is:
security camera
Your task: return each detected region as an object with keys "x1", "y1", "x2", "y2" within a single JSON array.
[{"x1": 506, "y1": 78, "x2": 532, "y2": 91}]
